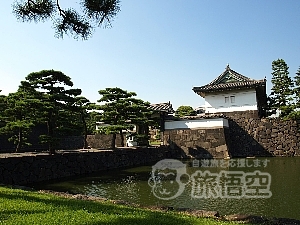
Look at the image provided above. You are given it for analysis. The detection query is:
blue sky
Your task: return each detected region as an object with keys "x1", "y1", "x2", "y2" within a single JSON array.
[{"x1": 1, "y1": 1, "x2": 300, "y2": 110}]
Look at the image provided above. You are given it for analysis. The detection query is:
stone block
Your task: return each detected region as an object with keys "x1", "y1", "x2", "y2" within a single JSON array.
[
  {"x1": 216, "y1": 144, "x2": 228, "y2": 153},
  {"x1": 201, "y1": 142, "x2": 211, "y2": 149}
]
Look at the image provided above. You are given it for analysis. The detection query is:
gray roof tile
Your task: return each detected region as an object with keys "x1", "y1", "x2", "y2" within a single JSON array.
[{"x1": 193, "y1": 65, "x2": 266, "y2": 94}]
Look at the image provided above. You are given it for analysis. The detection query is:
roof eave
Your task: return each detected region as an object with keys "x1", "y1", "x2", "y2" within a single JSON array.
[{"x1": 193, "y1": 82, "x2": 265, "y2": 94}]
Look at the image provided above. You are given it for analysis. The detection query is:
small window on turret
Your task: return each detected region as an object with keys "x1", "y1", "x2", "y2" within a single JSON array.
[
  {"x1": 230, "y1": 96, "x2": 235, "y2": 103},
  {"x1": 225, "y1": 97, "x2": 229, "y2": 103}
]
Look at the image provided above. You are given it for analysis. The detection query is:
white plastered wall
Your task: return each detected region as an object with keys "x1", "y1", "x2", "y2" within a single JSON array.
[{"x1": 204, "y1": 89, "x2": 257, "y2": 113}]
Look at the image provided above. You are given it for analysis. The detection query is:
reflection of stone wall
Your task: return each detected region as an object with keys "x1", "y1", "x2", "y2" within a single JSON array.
[
  {"x1": 163, "y1": 128, "x2": 230, "y2": 159},
  {"x1": 0, "y1": 147, "x2": 170, "y2": 185}
]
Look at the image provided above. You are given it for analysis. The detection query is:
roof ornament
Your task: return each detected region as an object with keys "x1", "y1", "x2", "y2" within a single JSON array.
[{"x1": 226, "y1": 63, "x2": 230, "y2": 70}]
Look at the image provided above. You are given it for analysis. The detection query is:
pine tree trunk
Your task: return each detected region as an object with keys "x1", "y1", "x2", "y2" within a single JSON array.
[
  {"x1": 82, "y1": 112, "x2": 88, "y2": 149},
  {"x1": 120, "y1": 130, "x2": 124, "y2": 147},
  {"x1": 111, "y1": 115, "x2": 118, "y2": 149},
  {"x1": 47, "y1": 119, "x2": 55, "y2": 154},
  {"x1": 111, "y1": 133, "x2": 116, "y2": 149},
  {"x1": 15, "y1": 127, "x2": 22, "y2": 153}
]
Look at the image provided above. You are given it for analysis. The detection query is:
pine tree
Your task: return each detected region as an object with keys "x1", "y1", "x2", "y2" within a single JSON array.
[
  {"x1": 21, "y1": 70, "x2": 82, "y2": 154},
  {"x1": 0, "y1": 88, "x2": 42, "y2": 152},
  {"x1": 269, "y1": 59, "x2": 294, "y2": 117},
  {"x1": 72, "y1": 96, "x2": 95, "y2": 149},
  {"x1": 294, "y1": 66, "x2": 300, "y2": 108},
  {"x1": 13, "y1": 0, "x2": 120, "y2": 40},
  {"x1": 175, "y1": 105, "x2": 196, "y2": 118},
  {"x1": 0, "y1": 91, "x2": 6, "y2": 128},
  {"x1": 97, "y1": 87, "x2": 153, "y2": 148}
]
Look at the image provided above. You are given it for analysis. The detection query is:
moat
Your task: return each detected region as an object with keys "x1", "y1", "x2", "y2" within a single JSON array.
[{"x1": 31, "y1": 157, "x2": 300, "y2": 220}]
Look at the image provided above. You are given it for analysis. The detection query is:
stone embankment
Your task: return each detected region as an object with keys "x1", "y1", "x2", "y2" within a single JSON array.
[
  {"x1": 228, "y1": 115, "x2": 300, "y2": 157},
  {"x1": 163, "y1": 111, "x2": 300, "y2": 158},
  {"x1": 0, "y1": 147, "x2": 171, "y2": 185}
]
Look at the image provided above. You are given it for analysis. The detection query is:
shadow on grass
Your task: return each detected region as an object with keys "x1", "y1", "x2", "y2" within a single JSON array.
[
  {"x1": 0, "y1": 190, "x2": 197, "y2": 225},
  {"x1": 2, "y1": 189, "x2": 300, "y2": 225}
]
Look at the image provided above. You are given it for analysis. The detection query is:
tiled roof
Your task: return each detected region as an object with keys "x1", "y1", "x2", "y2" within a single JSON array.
[
  {"x1": 193, "y1": 80, "x2": 265, "y2": 92},
  {"x1": 149, "y1": 102, "x2": 175, "y2": 113},
  {"x1": 193, "y1": 65, "x2": 266, "y2": 96}
]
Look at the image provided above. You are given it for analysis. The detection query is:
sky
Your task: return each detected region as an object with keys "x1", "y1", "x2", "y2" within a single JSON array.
[{"x1": 1, "y1": 0, "x2": 300, "y2": 110}]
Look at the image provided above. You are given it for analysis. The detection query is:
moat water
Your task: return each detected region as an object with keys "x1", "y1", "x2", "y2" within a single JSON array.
[{"x1": 32, "y1": 157, "x2": 300, "y2": 220}]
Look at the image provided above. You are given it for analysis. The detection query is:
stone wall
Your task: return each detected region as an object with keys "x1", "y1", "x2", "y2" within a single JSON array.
[
  {"x1": 227, "y1": 116, "x2": 300, "y2": 157},
  {"x1": 163, "y1": 110, "x2": 300, "y2": 158},
  {"x1": 0, "y1": 136, "x2": 84, "y2": 153},
  {"x1": 0, "y1": 134, "x2": 126, "y2": 153},
  {"x1": 163, "y1": 128, "x2": 230, "y2": 159},
  {"x1": 0, "y1": 147, "x2": 172, "y2": 185},
  {"x1": 214, "y1": 111, "x2": 300, "y2": 157},
  {"x1": 86, "y1": 134, "x2": 125, "y2": 149}
]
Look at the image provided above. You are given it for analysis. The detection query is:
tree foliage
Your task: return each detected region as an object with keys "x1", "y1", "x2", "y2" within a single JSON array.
[
  {"x1": 21, "y1": 69, "x2": 82, "y2": 153},
  {"x1": 13, "y1": 0, "x2": 121, "y2": 40},
  {"x1": 175, "y1": 105, "x2": 196, "y2": 118},
  {"x1": 0, "y1": 87, "x2": 42, "y2": 152},
  {"x1": 97, "y1": 87, "x2": 153, "y2": 148},
  {"x1": 72, "y1": 96, "x2": 96, "y2": 148},
  {"x1": 0, "y1": 92, "x2": 6, "y2": 128},
  {"x1": 269, "y1": 59, "x2": 294, "y2": 117},
  {"x1": 293, "y1": 66, "x2": 300, "y2": 108}
]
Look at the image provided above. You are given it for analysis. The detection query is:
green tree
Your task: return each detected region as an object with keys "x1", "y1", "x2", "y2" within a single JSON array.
[
  {"x1": 175, "y1": 105, "x2": 196, "y2": 118},
  {"x1": 72, "y1": 96, "x2": 95, "y2": 148},
  {"x1": 0, "y1": 91, "x2": 6, "y2": 128},
  {"x1": 294, "y1": 66, "x2": 300, "y2": 108},
  {"x1": 126, "y1": 98, "x2": 154, "y2": 146},
  {"x1": 0, "y1": 88, "x2": 42, "y2": 152},
  {"x1": 86, "y1": 110, "x2": 101, "y2": 135},
  {"x1": 21, "y1": 70, "x2": 82, "y2": 154},
  {"x1": 97, "y1": 87, "x2": 153, "y2": 148},
  {"x1": 269, "y1": 59, "x2": 294, "y2": 117},
  {"x1": 13, "y1": 0, "x2": 120, "y2": 40},
  {"x1": 287, "y1": 66, "x2": 300, "y2": 119}
]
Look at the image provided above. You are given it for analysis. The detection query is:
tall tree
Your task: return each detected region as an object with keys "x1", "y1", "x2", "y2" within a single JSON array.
[
  {"x1": 13, "y1": 0, "x2": 120, "y2": 40},
  {"x1": 72, "y1": 96, "x2": 95, "y2": 149},
  {"x1": 97, "y1": 87, "x2": 153, "y2": 148},
  {"x1": 98, "y1": 87, "x2": 135, "y2": 148},
  {"x1": 0, "y1": 88, "x2": 42, "y2": 152},
  {"x1": 0, "y1": 91, "x2": 6, "y2": 128},
  {"x1": 175, "y1": 105, "x2": 196, "y2": 118},
  {"x1": 269, "y1": 59, "x2": 294, "y2": 117},
  {"x1": 126, "y1": 98, "x2": 154, "y2": 146},
  {"x1": 294, "y1": 66, "x2": 300, "y2": 108},
  {"x1": 21, "y1": 70, "x2": 81, "y2": 154}
]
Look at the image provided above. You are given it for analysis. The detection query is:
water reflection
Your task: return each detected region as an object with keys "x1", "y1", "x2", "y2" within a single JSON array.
[{"x1": 32, "y1": 157, "x2": 300, "y2": 220}]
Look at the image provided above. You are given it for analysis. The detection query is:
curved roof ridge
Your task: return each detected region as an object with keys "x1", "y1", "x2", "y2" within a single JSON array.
[{"x1": 208, "y1": 65, "x2": 253, "y2": 85}]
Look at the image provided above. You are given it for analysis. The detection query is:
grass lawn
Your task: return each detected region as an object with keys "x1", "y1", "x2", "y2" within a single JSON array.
[{"x1": 0, "y1": 186, "x2": 252, "y2": 225}]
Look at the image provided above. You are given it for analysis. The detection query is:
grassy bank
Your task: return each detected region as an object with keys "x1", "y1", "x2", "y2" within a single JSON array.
[{"x1": 0, "y1": 186, "x2": 250, "y2": 225}]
